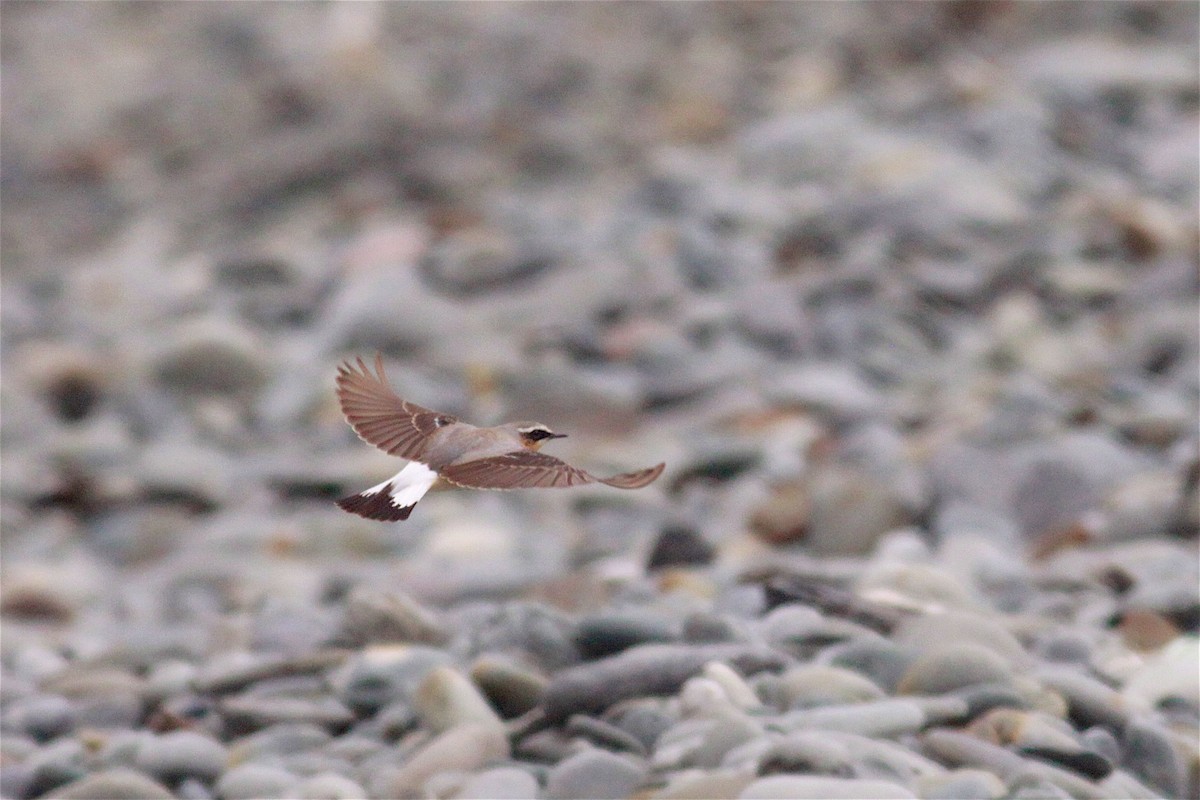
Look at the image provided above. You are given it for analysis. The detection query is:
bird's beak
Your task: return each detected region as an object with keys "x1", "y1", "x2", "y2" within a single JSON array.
[{"x1": 548, "y1": 433, "x2": 568, "y2": 440}]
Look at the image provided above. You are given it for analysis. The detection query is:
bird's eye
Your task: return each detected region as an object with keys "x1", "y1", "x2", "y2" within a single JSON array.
[{"x1": 527, "y1": 429, "x2": 555, "y2": 441}]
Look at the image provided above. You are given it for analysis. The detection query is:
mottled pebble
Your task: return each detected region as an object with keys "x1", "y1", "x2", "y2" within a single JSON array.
[
  {"x1": 214, "y1": 763, "x2": 298, "y2": 800},
  {"x1": 545, "y1": 748, "x2": 648, "y2": 800},
  {"x1": 737, "y1": 775, "x2": 917, "y2": 799},
  {"x1": 135, "y1": 730, "x2": 229, "y2": 783}
]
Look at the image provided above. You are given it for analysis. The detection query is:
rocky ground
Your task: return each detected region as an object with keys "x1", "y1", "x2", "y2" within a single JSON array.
[{"x1": 1, "y1": 4, "x2": 1198, "y2": 799}]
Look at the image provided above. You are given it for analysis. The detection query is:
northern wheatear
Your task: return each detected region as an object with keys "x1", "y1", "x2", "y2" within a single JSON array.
[{"x1": 335, "y1": 354, "x2": 665, "y2": 521}]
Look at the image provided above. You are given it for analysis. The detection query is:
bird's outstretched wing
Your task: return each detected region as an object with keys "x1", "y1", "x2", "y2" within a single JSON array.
[
  {"x1": 335, "y1": 353, "x2": 457, "y2": 462},
  {"x1": 440, "y1": 451, "x2": 665, "y2": 490}
]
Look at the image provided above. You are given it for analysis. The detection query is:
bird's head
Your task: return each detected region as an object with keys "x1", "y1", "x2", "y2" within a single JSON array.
[{"x1": 512, "y1": 422, "x2": 567, "y2": 450}]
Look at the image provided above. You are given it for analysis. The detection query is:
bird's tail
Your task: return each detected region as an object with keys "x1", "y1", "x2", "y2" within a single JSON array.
[{"x1": 337, "y1": 462, "x2": 438, "y2": 522}]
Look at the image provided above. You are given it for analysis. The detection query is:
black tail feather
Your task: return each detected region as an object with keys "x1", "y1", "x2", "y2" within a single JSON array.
[{"x1": 336, "y1": 483, "x2": 415, "y2": 521}]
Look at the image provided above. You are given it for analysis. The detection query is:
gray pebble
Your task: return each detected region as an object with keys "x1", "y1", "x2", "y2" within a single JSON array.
[
  {"x1": 215, "y1": 763, "x2": 298, "y2": 800},
  {"x1": 737, "y1": 775, "x2": 917, "y2": 799},
  {"x1": 228, "y1": 722, "x2": 332, "y2": 762},
  {"x1": 692, "y1": 710, "x2": 764, "y2": 768},
  {"x1": 892, "y1": 612, "x2": 1029, "y2": 667},
  {"x1": 47, "y1": 768, "x2": 175, "y2": 800},
  {"x1": 566, "y1": 713, "x2": 648, "y2": 755},
  {"x1": 545, "y1": 748, "x2": 648, "y2": 800},
  {"x1": 1035, "y1": 669, "x2": 1131, "y2": 731},
  {"x1": 827, "y1": 638, "x2": 914, "y2": 692},
  {"x1": 218, "y1": 694, "x2": 355, "y2": 736},
  {"x1": 334, "y1": 587, "x2": 446, "y2": 647},
  {"x1": 897, "y1": 643, "x2": 1014, "y2": 694},
  {"x1": 453, "y1": 766, "x2": 540, "y2": 800},
  {"x1": 680, "y1": 611, "x2": 740, "y2": 644},
  {"x1": 24, "y1": 738, "x2": 87, "y2": 798},
  {"x1": 151, "y1": 323, "x2": 271, "y2": 399},
  {"x1": 918, "y1": 769, "x2": 1007, "y2": 800},
  {"x1": 1122, "y1": 718, "x2": 1187, "y2": 798},
  {"x1": 1032, "y1": 629, "x2": 1094, "y2": 664},
  {"x1": 605, "y1": 700, "x2": 677, "y2": 753},
  {"x1": 135, "y1": 730, "x2": 229, "y2": 783},
  {"x1": 575, "y1": 610, "x2": 680, "y2": 659},
  {"x1": 758, "y1": 731, "x2": 855, "y2": 777},
  {"x1": 779, "y1": 699, "x2": 927, "y2": 738},
  {"x1": 777, "y1": 665, "x2": 887, "y2": 708},
  {"x1": 470, "y1": 655, "x2": 548, "y2": 719},
  {"x1": 176, "y1": 777, "x2": 215, "y2": 800},
  {"x1": 3, "y1": 693, "x2": 76, "y2": 741},
  {"x1": 542, "y1": 643, "x2": 787, "y2": 722},
  {"x1": 952, "y1": 683, "x2": 1033, "y2": 720},
  {"x1": 333, "y1": 645, "x2": 453, "y2": 715}
]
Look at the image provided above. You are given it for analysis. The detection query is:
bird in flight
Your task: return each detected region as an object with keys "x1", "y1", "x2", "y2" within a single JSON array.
[{"x1": 334, "y1": 354, "x2": 665, "y2": 521}]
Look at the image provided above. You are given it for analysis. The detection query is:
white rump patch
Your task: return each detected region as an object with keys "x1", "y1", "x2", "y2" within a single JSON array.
[{"x1": 363, "y1": 461, "x2": 439, "y2": 509}]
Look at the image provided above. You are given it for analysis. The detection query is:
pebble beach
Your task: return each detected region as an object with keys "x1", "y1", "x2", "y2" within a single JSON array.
[{"x1": 1, "y1": 4, "x2": 1198, "y2": 799}]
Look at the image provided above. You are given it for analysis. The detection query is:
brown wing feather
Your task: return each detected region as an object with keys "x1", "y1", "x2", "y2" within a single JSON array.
[
  {"x1": 441, "y1": 451, "x2": 665, "y2": 491},
  {"x1": 335, "y1": 353, "x2": 456, "y2": 461}
]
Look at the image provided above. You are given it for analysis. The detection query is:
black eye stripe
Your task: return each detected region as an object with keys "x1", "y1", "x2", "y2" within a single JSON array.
[{"x1": 525, "y1": 429, "x2": 555, "y2": 441}]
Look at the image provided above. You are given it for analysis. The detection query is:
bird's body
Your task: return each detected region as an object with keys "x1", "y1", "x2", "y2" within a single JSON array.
[{"x1": 335, "y1": 354, "x2": 664, "y2": 521}]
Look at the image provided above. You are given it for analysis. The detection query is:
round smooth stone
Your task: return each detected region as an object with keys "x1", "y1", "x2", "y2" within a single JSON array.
[
  {"x1": 413, "y1": 666, "x2": 502, "y2": 733},
  {"x1": 897, "y1": 643, "x2": 1014, "y2": 695},
  {"x1": 575, "y1": 611, "x2": 680, "y2": 659},
  {"x1": 3, "y1": 694, "x2": 76, "y2": 741},
  {"x1": 892, "y1": 611, "x2": 1029, "y2": 667},
  {"x1": 469, "y1": 656, "x2": 547, "y2": 719},
  {"x1": 545, "y1": 749, "x2": 648, "y2": 800},
  {"x1": 778, "y1": 665, "x2": 887, "y2": 708},
  {"x1": 135, "y1": 730, "x2": 229, "y2": 783},
  {"x1": 292, "y1": 771, "x2": 369, "y2": 800},
  {"x1": 48, "y1": 768, "x2": 174, "y2": 800},
  {"x1": 214, "y1": 764, "x2": 298, "y2": 800},
  {"x1": 917, "y1": 769, "x2": 1007, "y2": 800},
  {"x1": 453, "y1": 766, "x2": 540, "y2": 800},
  {"x1": 737, "y1": 775, "x2": 917, "y2": 799},
  {"x1": 375, "y1": 722, "x2": 510, "y2": 798}
]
